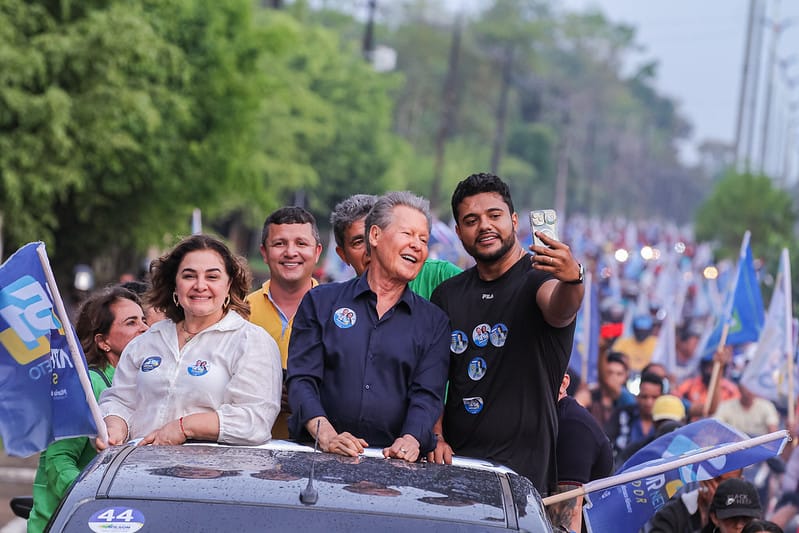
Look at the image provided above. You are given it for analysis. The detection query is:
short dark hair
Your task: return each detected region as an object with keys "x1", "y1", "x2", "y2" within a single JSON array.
[
  {"x1": 451, "y1": 172, "x2": 515, "y2": 222},
  {"x1": 75, "y1": 286, "x2": 141, "y2": 369},
  {"x1": 330, "y1": 194, "x2": 378, "y2": 249},
  {"x1": 742, "y1": 519, "x2": 783, "y2": 533},
  {"x1": 606, "y1": 351, "x2": 629, "y2": 370},
  {"x1": 120, "y1": 280, "x2": 149, "y2": 296},
  {"x1": 261, "y1": 206, "x2": 319, "y2": 247},
  {"x1": 640, "y1": 371, "x2": 665, "y2": 392}
]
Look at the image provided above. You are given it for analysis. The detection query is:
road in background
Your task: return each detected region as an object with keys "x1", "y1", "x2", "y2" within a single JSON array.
[{"x1": 0, "y1": 453, "x2": 37, "y2": 532}]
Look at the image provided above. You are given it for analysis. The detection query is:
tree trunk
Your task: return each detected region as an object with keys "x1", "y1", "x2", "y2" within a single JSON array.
[
  {"x1": 490, "y1": 44, "x2": 515, "y2": 175},
  {"x1": 430, "y1": 16, "x2": 463, "y2": 214}
]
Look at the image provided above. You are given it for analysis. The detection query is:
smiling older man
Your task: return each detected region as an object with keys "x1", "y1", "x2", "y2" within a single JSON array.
[{"x1": 287, "y1": 191, "x2": 450, "y2": 462}]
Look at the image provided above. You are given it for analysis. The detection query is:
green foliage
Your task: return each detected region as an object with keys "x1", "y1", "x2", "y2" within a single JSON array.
[
  {"x1": 695, "y1": 171, "x2": 796, "y2": 263},
  {"x1": 1, "y1": 0, "x2": 408, "y2": 281}
]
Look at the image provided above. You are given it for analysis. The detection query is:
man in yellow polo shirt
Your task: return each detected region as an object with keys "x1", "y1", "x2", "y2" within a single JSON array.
[{"x1": 247, "y1": 206, "x2": 322, "y2": 438}]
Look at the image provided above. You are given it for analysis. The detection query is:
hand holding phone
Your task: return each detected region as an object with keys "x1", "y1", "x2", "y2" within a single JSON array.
[{"x1": 530, "y1": 209, "x2": 559, "y2": 248}]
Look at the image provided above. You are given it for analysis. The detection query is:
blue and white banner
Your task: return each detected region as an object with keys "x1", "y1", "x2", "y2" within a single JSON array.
[
  {"x1": 0, "y1": 242, "x2": 97, "y2": 457},
  {"x1": 582, "y1": 419, "x2": 787, "y2": 533}
]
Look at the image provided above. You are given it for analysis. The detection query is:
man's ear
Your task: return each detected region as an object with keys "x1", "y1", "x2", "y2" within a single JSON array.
[{"x1": 368, "y1": 225, "x2": 380, "y2": 249}]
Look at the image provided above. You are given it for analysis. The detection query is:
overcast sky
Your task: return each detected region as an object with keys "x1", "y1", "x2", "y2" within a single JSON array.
[{"x1": 560, "y1": 0, "x2": 799, "y2": 166}]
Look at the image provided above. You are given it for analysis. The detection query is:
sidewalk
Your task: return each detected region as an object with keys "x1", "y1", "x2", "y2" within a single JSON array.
[{"x1": 0, "y1": 517, "x2": 25, "y2": 533}]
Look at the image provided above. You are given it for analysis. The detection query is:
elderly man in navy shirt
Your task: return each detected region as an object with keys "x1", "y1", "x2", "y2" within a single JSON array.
[{"x1": 287, "y1": 191, "x2": 450, "y2": 462}]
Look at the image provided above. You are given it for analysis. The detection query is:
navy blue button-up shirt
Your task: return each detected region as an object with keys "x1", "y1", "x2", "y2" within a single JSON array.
[{"x1": 287, "y1": 274, "x2": 450, "y2": 453}]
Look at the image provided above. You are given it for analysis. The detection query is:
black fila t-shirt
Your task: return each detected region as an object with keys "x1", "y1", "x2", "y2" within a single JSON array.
[{"x1": 431, "y1": 254, "x2": 575, "y2": 495}]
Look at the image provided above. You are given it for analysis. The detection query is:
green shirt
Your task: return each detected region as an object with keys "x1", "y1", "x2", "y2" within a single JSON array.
[
  {"x1": 28, "y1": 365, "x2": 115, "y2": 533},
  {"x1": 408, "y1": 259, "x2": 462, "y2": 300}
]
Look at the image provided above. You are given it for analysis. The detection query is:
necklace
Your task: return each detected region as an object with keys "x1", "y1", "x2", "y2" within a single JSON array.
[{"x1": 182, "y1": 322, "x2": 202, "y2": 342}]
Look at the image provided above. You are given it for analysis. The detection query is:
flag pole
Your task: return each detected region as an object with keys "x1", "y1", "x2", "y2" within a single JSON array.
[
  {"x1": 703, "y1": 323, "x2": 729, "y2": 417},
  {"x1": 35, "y1": 245, "x2": 108, "y2": 446},
  {"x1": 704, "y1": 232, "x2": 751, "y2": 417},
  {"x1": 542, "y1": 430, "x2": 789, "y2": 506},
  {"x1": 782, "y1": 249, "x2": 795, "y2": 443}
]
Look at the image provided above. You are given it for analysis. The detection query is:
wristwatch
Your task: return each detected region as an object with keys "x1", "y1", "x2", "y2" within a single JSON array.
[{"x1": 565, "y1": 263, "x2": 584, "y2": 285}]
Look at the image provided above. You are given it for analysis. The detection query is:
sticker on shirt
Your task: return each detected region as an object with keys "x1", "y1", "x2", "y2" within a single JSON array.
[
  {"x1": 187, "y1": 360, "x2": 208, "y2": 377},
  {"x1": 88, "y1": 507, "x2": 145, "y2": 533},
  {"x1": 140, "y1": 356, "x2": 162, "y2": 373},
  {"x1": 468, "y1": 357, "x2": 487, "y2": 381},
  {"x1": 333, "y1": 307, "x2": 357, "y2": 329},
  {"x1": 450, "y1": 330, "x2": 469, "y2": 354},
  {"x1": 490, "y1": 323, "x2": 508, "y2": 347},
  {"x1": 472, "y1": 323, "x2": 490, "y2": 347},
  {"x1": 463, "y1": 396, "x2": 484, "y2": 415}
]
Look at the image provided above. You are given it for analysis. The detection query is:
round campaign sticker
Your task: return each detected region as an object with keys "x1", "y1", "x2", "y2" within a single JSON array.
[
  {"x1": 333, "y1": 307, "x2": 357, "y2": 329},
  {"x1": 89, "y1": 507, "x2": 145, "y2": 533},
  {"x1": 187, "y1": 360, "x2": 209, "y2": 377},
  {"x1": 468, "y1": 357, "x2": 487, "y2": 381},
  {"x1": 472, "y1": 324, "x2": 490, "y2": 347},
  {"x1": 490, "y1": 323, "x2": 508, "y2": 347},
  {"x1": 140, "y1": 356, "x2": 161, "y2": 373},
  {"x1": 463, "y1": 396, "x2": 484, "y2": 415},
  {"x1": 450, "y1": 330, "x2": 468, "y2": 354}
]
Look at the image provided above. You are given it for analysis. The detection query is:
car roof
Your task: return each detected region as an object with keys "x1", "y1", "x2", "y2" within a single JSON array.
[{"x1": 53, "y1": 441, "x2": 552, "y2": 532}]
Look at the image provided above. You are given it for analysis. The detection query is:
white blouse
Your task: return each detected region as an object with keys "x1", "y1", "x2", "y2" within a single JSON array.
[{"x1": 100, "y1": 311, "x2": 281, "y2": 445}]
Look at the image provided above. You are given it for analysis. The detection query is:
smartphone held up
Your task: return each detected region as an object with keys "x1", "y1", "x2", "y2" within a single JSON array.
[{"x1": 530, "y1": 209, "x2": 559, "y2": 248}]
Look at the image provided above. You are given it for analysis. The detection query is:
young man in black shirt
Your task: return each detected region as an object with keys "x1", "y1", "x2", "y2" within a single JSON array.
[{"x1": 429, "y1": 172, "x2": 584, "y2": 496}]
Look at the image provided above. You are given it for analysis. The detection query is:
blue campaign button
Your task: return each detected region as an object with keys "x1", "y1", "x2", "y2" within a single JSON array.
[
  {"x1": 467, "y1": 357, "x2": 487, "y2": 381},
  {"x1": 333, "y1": 307, "x2": 357, "y2": 329},
  {"x1": 141, "y1": 356, "x2": 162, "y2": 373},
  {"x1": 463, "y1": 397, "x2": 484, "y2": 414}
]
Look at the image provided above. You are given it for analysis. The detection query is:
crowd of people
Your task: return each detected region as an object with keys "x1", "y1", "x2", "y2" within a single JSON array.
[{"x1": 24, "y1": 171, "x2": 799, "y2": 533}]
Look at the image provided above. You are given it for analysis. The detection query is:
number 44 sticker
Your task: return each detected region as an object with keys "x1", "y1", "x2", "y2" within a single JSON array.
[{"x1": 89, "y1": 507, "x2": 145, "y2": 533}]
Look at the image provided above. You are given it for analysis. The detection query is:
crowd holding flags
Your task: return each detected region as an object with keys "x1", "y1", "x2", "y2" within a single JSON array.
[
  {"x1": 0, "y1": 242, "x2": 105, "y2": 457},
  {"x1": 741, "y1": 248, "x2": 798, "y2": 411}
]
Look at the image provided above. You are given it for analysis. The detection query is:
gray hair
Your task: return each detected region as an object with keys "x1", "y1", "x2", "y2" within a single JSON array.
[
  {"x1": 364, "y1": 191, "x2": 432, "y2": 255},
  {"x1": 330, "y1": 194, "x2": 378, "y2": 248}
]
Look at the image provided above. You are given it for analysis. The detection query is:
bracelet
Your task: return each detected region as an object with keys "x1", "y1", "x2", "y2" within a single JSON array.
[{"x1": 178, "y1": 416, "x2": 187, "y2": 440}]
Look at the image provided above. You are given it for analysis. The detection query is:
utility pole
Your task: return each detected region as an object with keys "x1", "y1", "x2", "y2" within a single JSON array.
[
  {"x1": 362, "y1": 0, "x2": 377, "y2": 62},
  {"x1": 745, "y1": 0, "x2": 767, "y2": 169},
  {"x1": 759, "y1": 0, "x2": 784, "y2": 175},
  {"x1": 734, "y1": 0, "x2": 758, "y2": 171}
]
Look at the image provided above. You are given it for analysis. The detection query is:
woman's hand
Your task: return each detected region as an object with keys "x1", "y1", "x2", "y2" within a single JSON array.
[
  {"x1": 96, "y1": 415, "x2": 128, "y2": 450},
  {"x1": 138, "y1": 419, "x2": 187, "y2": 446}
]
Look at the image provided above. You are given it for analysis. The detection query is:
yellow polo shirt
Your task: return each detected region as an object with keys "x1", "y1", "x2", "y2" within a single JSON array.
[{"x1": 246, "y1": 278, "x2": 319, "y2": 368}]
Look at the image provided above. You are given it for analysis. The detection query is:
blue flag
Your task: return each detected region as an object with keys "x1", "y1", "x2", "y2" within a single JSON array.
[
  {"x1": 741, "y1": 248, "x2": 797, "y2": 405},
  {"x1": 570, "y1": 272, "x2": 599, "y2": 386},
  {"x1": 700, "y1": 232, "x2": 764, "y2": 360},
  {"x1": 0, "y1": 242, "x2": 97, "y2": 457},
  {"x1": 583, "y1": 419, "x2": 787, "y2": 533}
]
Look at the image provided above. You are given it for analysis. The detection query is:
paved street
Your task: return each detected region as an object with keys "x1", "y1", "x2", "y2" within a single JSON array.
[{"x1": 0, "y1": 454, "x2": 37, "y2": 533}]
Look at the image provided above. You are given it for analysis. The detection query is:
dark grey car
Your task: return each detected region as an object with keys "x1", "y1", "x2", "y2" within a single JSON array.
[{"x1": 45, "y1": 441, "x2": 553, "y2": 532}]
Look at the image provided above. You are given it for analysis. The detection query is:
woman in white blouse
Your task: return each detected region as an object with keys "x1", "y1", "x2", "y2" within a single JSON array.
[{"x1": 97, "y1": 235, "x2": 282, "y2": 448}]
